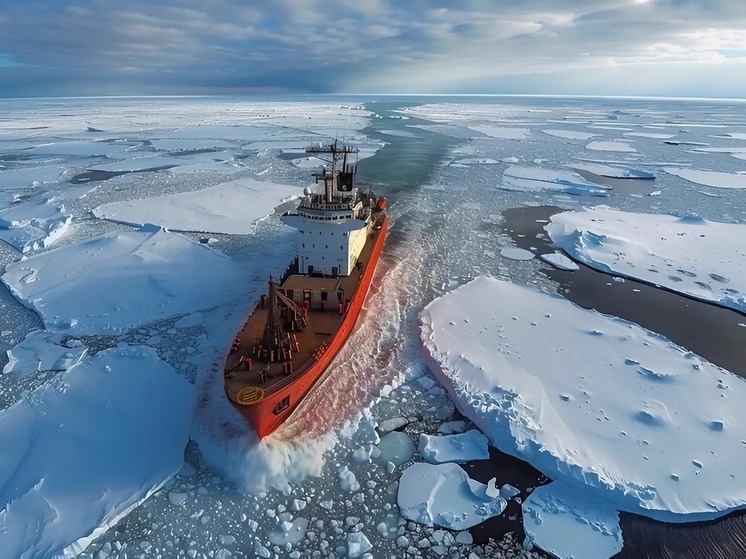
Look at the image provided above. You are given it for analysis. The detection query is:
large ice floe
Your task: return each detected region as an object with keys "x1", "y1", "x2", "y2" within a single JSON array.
[
  {"x1": 92, "y1": 178, "x2": 303, "y2": 234},
  {"x1": 0, "y1": 346, "x2": 194, "y2": 559},
  {"x1": 1, "y1": 225, "x2": 244, "y2": 335},
  {"x1": 501, "y1": 166, "x2": 610, "y2": 196},
  {"x1": 546, "y1": 206, "x2": 746, "y2": 313},
  {"x1": 2, "y1": 330, "x2": 87, "y2": 378},
  {"x1": 569, "y1": 162, "x2": 655, "y2": 179},
  {"x1": 421, "y1": 276, "x2": 746, "y2": 522}
]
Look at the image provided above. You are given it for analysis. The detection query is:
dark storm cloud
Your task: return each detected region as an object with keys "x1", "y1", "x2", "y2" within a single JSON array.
[{"x1": 0, "y1": 0, "x2": 745, "y2": 97}]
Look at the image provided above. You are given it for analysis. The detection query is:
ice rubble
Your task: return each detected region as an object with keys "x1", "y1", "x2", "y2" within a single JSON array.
[
  {"x1": 0, "y1": 199, "x2": 71, "y2": 253},
  {"x1": 93, "y1": 178, "x2": 304, "y2": 234},
  {"x1": 421, "y1": 276, "x2": 746, "y2": 522},
  {"x1": 662, "y1": 167, "x2": 746, "y2": 189},
  {"x1": 2, "y1": 330, "x2": 87, "y2": 378},
  {"x1": 0, "y1": 346, "x2": 194, "y2": 559},
  {"x1": 501, "y1": 166, "x2": 610, "y2": 197},
  {"x1": 546, "y1": 206, "x2": 746, "y2": 313},
  {"x1": 1, "y1": 225, "x2": 245, "y2": 335},
  {"x1": 523, "y1": 482, "x2": 623, "y2": 559}
]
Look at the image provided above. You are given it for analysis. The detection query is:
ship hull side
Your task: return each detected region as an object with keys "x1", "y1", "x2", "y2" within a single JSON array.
[{"x1": 234, "y1": 215, "x2": 389, "y2": 439}]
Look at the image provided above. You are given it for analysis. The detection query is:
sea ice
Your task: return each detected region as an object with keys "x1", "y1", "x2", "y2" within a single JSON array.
[
  {"x1": 0, "y1": 346, "x2": 193, "y2": 559},
  {"x1": 469, "y1": 126, "x2": 530, "y2": 140},
  {"x1": 3, "y1": 330, "x2": 87, "y2": 378},
  {"x1": 418, "y1": 430, "x2": 490, "y2": 464},
  {"x1": 542, "y1": 129, "x2": 598, "y2": 140},
  {"x1": 523, "y1": 482, "x2": 623, "y2": 559},
  {"x1": 501, "y1": 166, "x2": 610, "y2": 197},
  {"x1": 0, "y1": 199, "x2": 72, "y2": 253},
  {"x1": 397, "y1": 462, "x2": 507, "y2": 530},
  {"x1": 539, "y1": 251, "x2": 579, "y2": 271},
  {"x1": 88, "y1": 155, "x2": 186, "y2": 173},
  {"x1": 1, "y1": 225, "x2": 245, "y2": 335},
  {"x1": 586, "y1": 141, "x2": 637, "y2": 153},
  {"x1": 421, "y1": 277, "x2": 746, "y2": 521},
  {"x1": 546, "y1": 206, "x2": 746, "y2": 312},
  {"x1": 569, "y1": 162, "x2": 655, "y2": 179},
  {"x1": 0, "y1": 165, "x2": 66, "y2": 191},
  {"x1": 500, "y1": 247, "x2": 535, "y2": 261},
  {"x1": 93, "y1": 177, "x2": 304, "y2": 234},
  {"x1": 662, "y1": 167, "x2": 746, "y2": 189}
]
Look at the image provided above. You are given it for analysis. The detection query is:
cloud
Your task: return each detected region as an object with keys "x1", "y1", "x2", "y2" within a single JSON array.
[{"x1": 0, "y1": 0, "x2": 745, "y2": 97}]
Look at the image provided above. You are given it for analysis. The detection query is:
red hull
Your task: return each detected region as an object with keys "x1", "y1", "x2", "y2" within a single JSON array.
[{"x1": 230, "y1": 216, "x2": 388, "y2": 439}]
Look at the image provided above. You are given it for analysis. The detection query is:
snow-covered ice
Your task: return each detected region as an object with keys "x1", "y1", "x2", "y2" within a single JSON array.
[
  {"x1": 546, "y1": 206, "x2": 746, "y2": 312},
  {"x1": 0, "y1": 199, "x2": 71, "y2": 253},
  {"x1": 500, "y1": 247, "x2": 535, "y2": 261},
  {"x1": 662, "y1": 168, "x2": 746, "y2": 189},
  {"x1": 542, "y1": 129, "x2": 598, "y2": 140},
  {"x1": 418, "y1": 430, "x2": 490, "y2": 464},
  {"x1": 1, "y1": 225, "x2": 245, "y2": 334},
  {"x1": 539, "y1": 251, "x2": 580, "y2": 271},
  {"x1": 502, "y1": 166, "x2": 610, "y2": 196},
  {"x1": 586, "y1": 141, "x2": 637, "y2": 153},
  {"x1": 93, "y1": 178, "x2": 303, "y2": 234},
  {"x1": 569, "y1": 162, "x2": 655, "y2": 179},
  {"x1": 523, "y1": 482, "x2": 623, "y2": 559},
  {"x1": 397, "y1": 462, "x2": 507, "y2": 530},
  {"x1": 0, "y1": 166, "x2": 67, "y2": 191},
  {"x1": 421, "y1": 276, "x2": 746, "y2": 521},
  {"x1": 0, "y1": 346, "x2": 194, "y2": 559},
  {"x1": 3, "y1": 330, "x2": 87, "y2": 378}
]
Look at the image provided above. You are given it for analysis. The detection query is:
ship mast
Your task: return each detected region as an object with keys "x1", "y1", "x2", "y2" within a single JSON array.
[{"x1": 306, "y1": 141, "x2": 359, "y2": 203}]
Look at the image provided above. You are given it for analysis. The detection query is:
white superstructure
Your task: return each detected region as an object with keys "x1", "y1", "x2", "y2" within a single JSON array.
[{"x1": 281, "y1": 142, "x2": 377, "y2": 277}]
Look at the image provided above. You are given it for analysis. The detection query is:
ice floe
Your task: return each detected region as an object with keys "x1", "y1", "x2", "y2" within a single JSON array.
[
  {"x1": 662, "y1": 167, "x2": 746, "y2": 189},
  {"x1": 3, "y1": 330, "x2": 87, "y2": 378},
  {"x1": 569, "y1": 162, "x2": 655, "y2": 179},
  {"x1": 0, "y1": 346, "x2": 194, "y2": 559},
  {"x1": 93, "y1": 178, "x2": 303, "y2": 234},
  {"x1": 1, "y1": 225, "x2": 245, "y2": 334},
  {"x1": 500, "y1": 247, "x2": 535, "y2": 261},
  {"x1": 0, "y1": 165, "x2": 67, "y2": 191},
  {"x1": 421, "y1": 276, "x2": 746, "y2": 521},
  {"x1": 469, "y1": 126, "x2": 530, "y2": 140},
  {"x1": 542, "y1": 129, "x2": 598, "y2": 140},
  {"x1": 397, "y1": 462, "x2": 507, "y2": 530},
  {"x1": 586, "y1": 141, "x2": 637, "y2": 153},
  {"x1": 418, "y1": 430, "x2": 490, "y2": 464},
  {"x1": 539, "y1": 251, "x2": 579, "y2": 271},
  {"x1": 546, "y1": 206, "x2": 746, "y2": 312},
  {"x1": 502, "y1": 166, "x2": 610, "y2": 197},
  {"x1": 523, "y1": 482, "x2": 623, "y2": 559}
]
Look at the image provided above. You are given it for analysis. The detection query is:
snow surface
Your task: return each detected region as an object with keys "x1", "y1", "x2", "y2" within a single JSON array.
[
  {"x1": 0, "y1": 346, "x2": 194, "y2": 559},
  {"x1": 523, "y1": 482, "x2": 623, "y2": 559},
  {"x1": 502, "y1": 166, "x2": 610, "y2": 196},
  {"x1": 93, "y1": 178, "x2": 303, "y2": 234},
  {"x1": 421, "y1": 276, "x2": 746, "y2": 522},
  {"x1": 1, "y1": 225, "x2": 245, "y2": 334},
  {"x1": 418, "y1": 430, "x2": 490, "y2": 464},
  {"x1": 546, "y1": 206, "x2": 746, "y2": 313},
  {"x1": 662, "y1": 167, "x2": 746, "y2": 189},
  {"x1": 397, "y1": 462, "x2": 507, "y2": 530}
]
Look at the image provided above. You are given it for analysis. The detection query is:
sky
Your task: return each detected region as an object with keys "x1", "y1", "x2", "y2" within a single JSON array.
[{"x1": 1, "y1": 0, "x2": 745, "y2": 99}]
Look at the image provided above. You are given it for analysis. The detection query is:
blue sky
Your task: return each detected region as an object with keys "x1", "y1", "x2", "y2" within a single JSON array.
[{"x1": 1, "y1": 0, "x2": 745, "y2": 98}]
